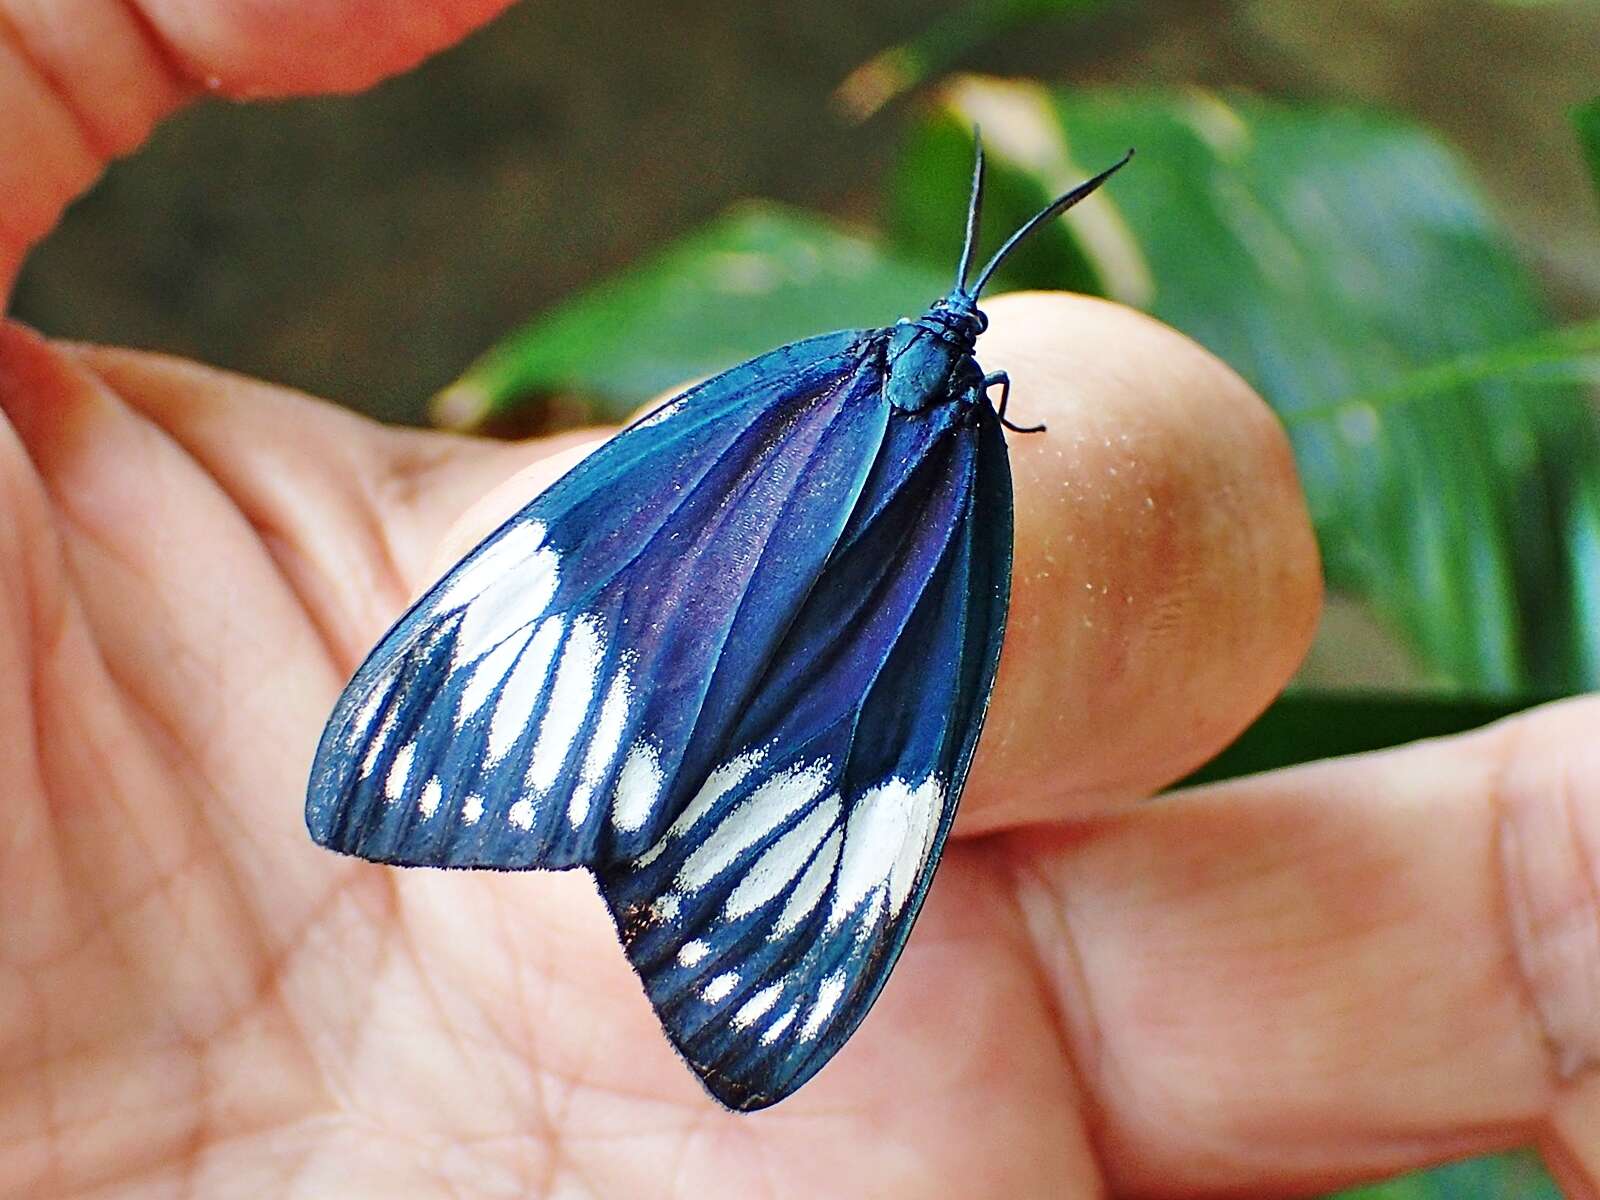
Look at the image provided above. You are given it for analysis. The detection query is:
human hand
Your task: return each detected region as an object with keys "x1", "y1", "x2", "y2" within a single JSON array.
[{"x1": 2, "y1": 5, "x2": 1596, "y2": 1197}]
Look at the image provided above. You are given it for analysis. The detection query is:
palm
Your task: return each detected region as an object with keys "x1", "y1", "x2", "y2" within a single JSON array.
[
  {"x1": 0, "y1": 329, "x2": 1088, "y2": 1195},
  {"x1": 4, "y1": 306, "x2": 1596, "y2": 1199}
]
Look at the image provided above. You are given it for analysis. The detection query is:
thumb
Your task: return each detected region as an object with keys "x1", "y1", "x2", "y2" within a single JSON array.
[{"x1": 0, "y1": 0, "x2": 516, "y2": 301}]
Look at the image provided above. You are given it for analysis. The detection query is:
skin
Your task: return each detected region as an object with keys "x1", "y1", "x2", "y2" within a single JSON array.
[{"x1": 0, "y1": 3, "x2": 1597, "y2": 1196}]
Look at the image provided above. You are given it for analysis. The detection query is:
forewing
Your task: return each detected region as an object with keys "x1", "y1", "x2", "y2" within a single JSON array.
[
  {"x1": 306, "y1": 330, "x2": 895, "y2": 869},
  {"x1": 597, "y1": 403, "x2": 1013, "y2": 1110}
]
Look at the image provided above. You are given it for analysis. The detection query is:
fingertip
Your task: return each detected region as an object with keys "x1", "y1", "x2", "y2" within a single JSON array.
[{"x1": 962, "y1": 292, "x2": 1322, "y2": 829}]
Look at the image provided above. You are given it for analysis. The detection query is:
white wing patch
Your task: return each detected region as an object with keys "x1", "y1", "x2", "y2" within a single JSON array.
[
  {"x1": 732, "y1": 982, "x2": 784, "y2": 1030},
  {"x1": 525, "y1": 616, "x2": 604, "y2": 792},
  {"x1": 486, "y1": 616, "x2": 564, "y2": 764},
  {"x1": 828, "y1": 776, "x2": 944, "y2": 929},
  {"x1": 773, "y1": 827, "x2": 842, "y2": 936},
  {"x1": 419, "y1": 776, "x2": 443, "y2": 819},
  {"x1": 676, "y1": 760, "x2": 832, "y2": 893},
  {"x1": 760, "y1": 1006, "x2": 799, "y2": 1046},
  {"x1": 571, "y1": 661, "x2": 634, "y2": 826},
  {"x1": 384, "y1": 741, "x2": 416, "y2": 803},
  {"x1": 702, "y1": 972, "x2": 740, "y2": 1004},
  {"x1": 457, "y1": 623, "x2": 535, "y2": 727},
  {"x1": 348, "y1": 681, "x2": 391, "y2": 748},
  {"x1": 629, "y1": 768, "x2": 949, "y2": 1064},
  {"x1": 359, "y1": 709, "x2": 398, "y2": 779},
  {"x1": 799, "y1": 970, "x2": 848, "y2": 1042},
  {"x1": 724, "y1": 793, "x2": 842, "y2": 920},
  {"x1": 451, "y1": 544, "x2": 559, "y2": 667},
  {"x1": 610, "y1": 741, "x2": 665, "y2": 833},
  {"x1": 432, "y1": 519, "x2": 547, "y2": 614},
  {"x1": 635, "y1": 748, "x2": 767, "y2": 868}
]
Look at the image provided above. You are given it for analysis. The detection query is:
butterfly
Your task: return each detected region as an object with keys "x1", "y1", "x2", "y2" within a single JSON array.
[{"x1": 306, "y1": 137, "x2": 1131, "y2": 1111}]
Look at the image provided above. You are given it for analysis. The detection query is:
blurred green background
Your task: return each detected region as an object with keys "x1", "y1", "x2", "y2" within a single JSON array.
[{"x1": 14, "y1": 1, "x2": 1599, "y2": 1195}]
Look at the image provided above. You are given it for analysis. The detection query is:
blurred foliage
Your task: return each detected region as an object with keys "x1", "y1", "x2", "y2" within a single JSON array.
[
  {"x1": 1579, "y1": 96, "x2": 1600, "y2": 204},
  {"x1": 451, "y1": 81, "x2": 1600, "y2": 699},
  {"x1": 1329, "y1": 1150, "x2": 1562, "y2": 1200},
  {"x1": 437, "y1": 60, "x2": 1600, "y2": 1200},
  {"x1": 1178, "y1": 691, "x2": 1534, "y2": 786},
  {"x1": 831, "y1": 0, "x2": 1110, "y2": 122},
  {"x1": 901, "y1": 82, "x2": 1600, "y2": 696},
  {"x1": 434, "y1": 207, "x2": 947, "y2": 431}
]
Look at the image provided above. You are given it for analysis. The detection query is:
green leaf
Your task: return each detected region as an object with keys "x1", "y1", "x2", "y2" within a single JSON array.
[
  {"x1": 831, "y1": 0, "x2": 1110, "y2": 124},
  {"x1": 1178, "y1": 691, "x2": 1536, "y2": 787},
  {"x1": 432, "y1": 204, "x2": 949, "y2": 431},
  {"x1": 1577, "y1": 96, "x2": 1600, "y2": 207},
  {"x1": 1284, "y1": 319, "x2": 1600, "y2": 427},
  {"x1": 900, "y1": 80, "x2": 1600, "y2": 693},
  {"x1": 1328, "y1": 1150, "x2": 1560, "y2": 1200}
]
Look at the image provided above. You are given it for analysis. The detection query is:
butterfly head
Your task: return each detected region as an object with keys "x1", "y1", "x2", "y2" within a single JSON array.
[{"x1": 884, "y1": 138, "x2": 1132, "y2": 415}]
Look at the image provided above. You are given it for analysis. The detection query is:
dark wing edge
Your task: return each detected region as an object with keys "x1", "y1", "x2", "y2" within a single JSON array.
[
  {"x1": 305, "y1": 329, "x2": 894, "y2": 871},
  {"x1": 597, "y1": 405, "x2": 1014, "y2": 1110}
]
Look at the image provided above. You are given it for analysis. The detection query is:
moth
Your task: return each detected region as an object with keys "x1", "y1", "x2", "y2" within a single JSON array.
[{"x1": 306, "y1": 139, "x2": 1131, "y2": 1110}]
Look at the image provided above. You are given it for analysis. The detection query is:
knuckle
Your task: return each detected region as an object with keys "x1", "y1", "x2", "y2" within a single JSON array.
[{"x1": 1494, "y1": 703, "x2": 1600, "y2": 1084}]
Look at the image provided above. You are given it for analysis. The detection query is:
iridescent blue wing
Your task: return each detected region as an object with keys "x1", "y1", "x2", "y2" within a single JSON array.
[
  {"x1": 597, "y1": 401, "x2": 1012, "y2": 1110},
  {"x1": 306, "y1": 329, "x2": 894, "y2": 869}
]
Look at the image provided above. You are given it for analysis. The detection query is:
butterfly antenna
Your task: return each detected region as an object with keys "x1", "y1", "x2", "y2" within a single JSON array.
[
  {"x1": 955, "y1": 129, "x2": 985, "y2": 294},
  {"x1": 970, "y1": 148, "x2": 1134, "y2": 297}
]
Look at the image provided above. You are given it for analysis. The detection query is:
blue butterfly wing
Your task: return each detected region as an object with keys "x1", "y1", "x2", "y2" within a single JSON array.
[
  {"x1": 306, "y1": 329, "x2": 896, "y2": 869},
  {"x1": 596, "y1": 400, "x2": 1013, "y2": 1110}
]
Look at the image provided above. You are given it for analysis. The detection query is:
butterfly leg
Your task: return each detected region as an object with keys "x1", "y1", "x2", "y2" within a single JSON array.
[{"x1": 986, "y1": 370, "x2": 1045, "y2": 434}]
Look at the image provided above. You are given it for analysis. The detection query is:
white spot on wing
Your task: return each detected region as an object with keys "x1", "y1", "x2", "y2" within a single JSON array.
[
  {"x1": 610, "y1": 741, "x2": 664, "y2": 833},
  {"x1": 456, "y1": 623, "x2": 535, "y2": 727},
  {"x1": 508, "y1": 797, "x2": 534, "y2": 830},
  {"x1": 676, "y1": 760, "x2": 832, "y2": 893},
  {"x1": 891, "y1": 777, "x2": 944, "y2": 914},
  {"x1": 433, "y1": 520, "x2": 546, "y2": 612},
  {"x1": 359, "y1": 710, "x2": 398, "y2": 779},
  {"x1": 485, "y1": 616, "x2": 564, "y2": 764},
  {"x1": 419, "y1": 776, "x2": 443, "y2": 818},
  {"x1": 571, "y1": 661, "x2": 632, "y2": 827},
  {"x1": 462, "y1": 794, "x2": 485, "y2": 825},
  {"x1": 732, "y1": 982, "x2": 784, "y2": 1030},
  {"x1": 634, "y1": 748, "x2": 766, "y2": 867},
  {"x1": 773, "y1": 828, "x2": 843, "y2": 936},
  {"x1": 452, "y1": 545, "x2": 560, "y2": 666},
  {"x1": 724, "y1": 794, "x2": 841, "y2": 919},
  {"x1": 761, "y1": 1005, "x2": 799, "y2": 1045},
  {"x1": 677, "y1": 940, "x2": 709, "y2": 967},
  {"x1": 855, "y1": 887, "x2": 887, "y2": 942},
  {"x1": 348, "y1": 679, "x2": 391, "y2": 746},
  {"x1": 384, "y1": 741, "x2": 416, "y2": 803},
  {"x1": 829, "y1": 776, "x2": 944, "y2": 928},
  {"x1": 701, "y1": 972, "x2": 740, "y2": 1004},
  {"x1": 526, "y1": 616, "x2": 604, "y2": 794},
  {"x1": 799, "y1": 969, "x2": 848, "y2": 1041}
]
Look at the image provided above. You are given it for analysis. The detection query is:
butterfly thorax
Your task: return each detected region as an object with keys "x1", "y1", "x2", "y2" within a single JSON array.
[{"x1": 882, "y1": 291, "x2": 988, "y2": 414}]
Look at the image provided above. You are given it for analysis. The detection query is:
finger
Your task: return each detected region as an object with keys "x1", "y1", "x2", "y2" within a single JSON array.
[
  {"x1": 66, "y1": 341, "x2": 548, "y2": 664},
  {"x1": 0, "y1": 323, "x2": 364, "y2": 922},
  {"x1": 1003, "y1": 695, "x2": 1600, "y2": 1196},
  {"x1": 420, "y1": 293, "x2": 1323, "y2": 830},
  {"x1": 0, "y1": 0, "x2": 516, "y2": 299}
]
